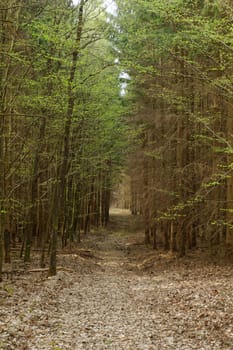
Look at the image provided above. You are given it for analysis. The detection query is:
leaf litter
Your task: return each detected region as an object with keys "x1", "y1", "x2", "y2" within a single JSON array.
[{"x1": 1, "y1": 210, "x2": 233, "y2": 350}]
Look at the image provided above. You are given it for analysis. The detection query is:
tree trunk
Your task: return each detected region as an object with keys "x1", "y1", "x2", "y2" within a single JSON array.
[
  {"x1": 58, "y1": 0, "x2": 87, "y2": 233},
  {"x1": 48, "y1": 231, "x2": 57, "y2": 277},
  {"x1": 24, "y1": 114, "x2": 46, "y2": 262},
  {"x1": 226, "y1": 102, "x2": 233, "y2": 245},
  {"x1": 0, "y1": 228, "x2": 3, "y2": 282},
  {"x1": 4, "y1": 229, "x2": 11, "y2": 263}
]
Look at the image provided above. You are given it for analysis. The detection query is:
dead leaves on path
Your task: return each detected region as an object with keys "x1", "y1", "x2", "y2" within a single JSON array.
[
  {"x1": 1, "y1": 225, "x2": 233, "y2": 350},
  {"x1": 1, "y1": 256, "x2": 233, "y2": 349}
]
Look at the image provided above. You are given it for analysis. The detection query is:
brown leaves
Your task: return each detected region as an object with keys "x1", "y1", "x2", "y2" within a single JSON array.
[{"x1": 1, "y1": 223, "x2": 233, "y2": 349}]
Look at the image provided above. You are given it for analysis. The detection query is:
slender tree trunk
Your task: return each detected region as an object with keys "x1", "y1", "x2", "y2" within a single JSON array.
[
  {"x1": 48, "y1": 231, "x2": 57, "y2": 276},
  {"x1": 170, "y1": 222, "x2": 177, "y2": 252},
  {"x1": 24, "y1": 117, "x2": 46, "y2": 262},
  {"x1": 48, "y1": 1, "x2": 88, "y2": 276},
  {"x1": 176, "y1": 51, "x2": 189, "y2": 257},
  {"x1": 58, "y1": 0, "x2": 87, "y2": 230},
  {"x1": 0, "y1": 73, "x2": 4, "y2": 281},
  {"x1": 4, "y1": 229, "x2": 11, "y2": 263},
  {"x1": 152, "y1": 224, "x2": 157, "y2": 250},
  {"x1": 143, "y1": 142, "x2": 150, "y2": 244},
  {"x1": 226, "y1": 101, "x2": 233, "y2": 245},
  {"x1": 48, "y1": 178, "x2": 59, "y2": 276}
]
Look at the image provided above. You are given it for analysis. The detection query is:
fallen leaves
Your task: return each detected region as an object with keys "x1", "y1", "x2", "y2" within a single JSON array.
[{"x1": 1, "y1": 212, "x2": 233, "y2": 349}]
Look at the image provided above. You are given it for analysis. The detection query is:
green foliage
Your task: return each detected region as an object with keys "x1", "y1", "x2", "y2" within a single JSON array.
[
  {"x1": 0, "y1": 0, "x2": 132, "y2": 267},
  {"x1": 113, "y1": 0, "x2": 233, "y2": 253}
]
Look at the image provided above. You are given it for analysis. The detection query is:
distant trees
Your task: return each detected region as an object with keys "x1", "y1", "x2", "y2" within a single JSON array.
[
  {"x1": 2, "y1": 0, "x2": 233, "y2": 281},
  {"x1": 0, "y1": 0, "x2": 128, "y2": 278},
  {"x1": 115, "y1": 0, "x2": 233, "y2": 256}
]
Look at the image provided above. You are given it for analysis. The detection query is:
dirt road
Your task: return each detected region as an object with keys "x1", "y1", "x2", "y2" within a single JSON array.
[{"x1": 1, "y1": 209, "x2": 233, "y2": 349}]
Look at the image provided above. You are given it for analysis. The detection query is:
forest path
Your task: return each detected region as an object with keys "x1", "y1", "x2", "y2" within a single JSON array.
[
  {"x1": 89, "y1": 208, "x2": 148, "y2": 271},
  {"x1": 1, "y1": 209, "x2": 233, "y2": 349}
]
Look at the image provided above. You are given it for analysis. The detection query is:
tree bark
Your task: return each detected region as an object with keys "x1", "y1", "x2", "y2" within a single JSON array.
[{"x1": 58, "y1": 0, "x2": 87, "y2": 230}]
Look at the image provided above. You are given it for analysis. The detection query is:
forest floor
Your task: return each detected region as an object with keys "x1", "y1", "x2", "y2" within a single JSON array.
[{"x1": 1, "y1": 209, "x2": 233, "y2": 350}]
